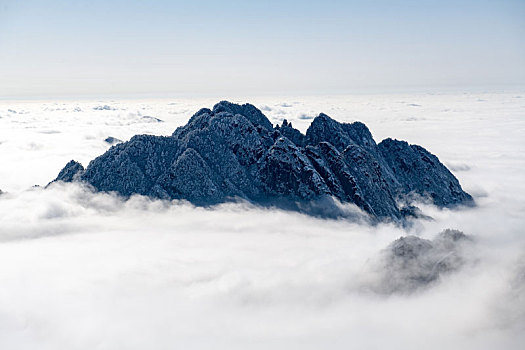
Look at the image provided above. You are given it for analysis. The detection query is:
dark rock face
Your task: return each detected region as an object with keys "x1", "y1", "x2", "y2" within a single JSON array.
[
  {"x1": 104, "y1": 136, "x2": 122, "y2": 145},
  {"x1": 378, "y1": 138, "x2": 473, "y2": 207},
  {"x1": 54, "y1": 160, "x2": 84, "y2": 183},
  {"x1": 51, "y1": 101, "x2": 473, "y2": 221},
  {"x1": 373, "y1": 229, "x2": 472, "y2": 293},
  {"x1": 82, "y1": 135, "x2": 180, "y2": 197},
  {"x1": 276, "y1": 119, "x2": 305, "y2": 147}
]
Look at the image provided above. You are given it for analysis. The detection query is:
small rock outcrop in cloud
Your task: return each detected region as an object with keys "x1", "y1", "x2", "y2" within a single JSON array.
[
  {"x1": 141, "y1": 115, "x2": 164, "y2": 123},
  {"x1": 104, "y1": 136, "x2": 122, "y2": 145},
  {"x1": 370, "y1": 229, "x2": 472, "y2": 293},
  {"x1": 51, "y1": 101, "x2": 473, "y2": 221},
  {"x1": 93, "y1": 105, "x2": 116, "y2": 111}
]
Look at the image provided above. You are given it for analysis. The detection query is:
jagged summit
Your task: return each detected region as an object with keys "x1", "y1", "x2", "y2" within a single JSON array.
[
  {"x1": 52, "y1": 101, "x2": 474, "y2": 221},
  {"x1": 212, "y1": 101, "x2": 273, "y2": 131}
]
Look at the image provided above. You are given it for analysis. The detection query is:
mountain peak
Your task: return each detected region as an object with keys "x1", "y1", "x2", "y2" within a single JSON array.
[
  {"x1": 212, "y1": 101, "x2": 273, "y2": 131},
  {"x1": 52, "y1": 102, "x2": 473, "y2": 221}
]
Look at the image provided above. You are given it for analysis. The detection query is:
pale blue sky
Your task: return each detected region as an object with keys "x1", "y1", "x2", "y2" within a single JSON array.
[{"x1": 1, "y1": 0, "x2": 524, "y2": 98}]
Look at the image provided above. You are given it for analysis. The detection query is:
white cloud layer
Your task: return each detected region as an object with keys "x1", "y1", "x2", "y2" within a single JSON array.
[{"x1": 0, "y1": 92, "x2": 524, "y2": 349}]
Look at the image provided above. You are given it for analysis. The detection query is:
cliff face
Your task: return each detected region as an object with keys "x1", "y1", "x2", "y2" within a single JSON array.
[{"x1": 53, "y1": 101, "x2": 473, "y2": 221}]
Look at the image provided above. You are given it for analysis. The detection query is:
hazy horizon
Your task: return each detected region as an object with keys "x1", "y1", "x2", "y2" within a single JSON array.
[
  {"x1": 2, "y1": 84, "x2": 524, "y2": 102},
  {"x1": 1, "y1": 0, "x2": 524, "y2": 98}
]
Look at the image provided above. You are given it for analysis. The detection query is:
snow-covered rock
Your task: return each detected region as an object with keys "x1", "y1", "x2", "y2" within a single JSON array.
[
  {"x1": 104, "y1": 136, "x2": 122, "y2": 145},
  {"x1": 53, "y1": 160, "x2": 84, "y2": 183},
  {"x1": 51, "y1": 101, "x2": 473, "y2": 221}
]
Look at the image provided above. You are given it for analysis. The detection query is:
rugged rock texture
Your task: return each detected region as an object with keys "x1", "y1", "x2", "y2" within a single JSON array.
[
  {"x1": 378, "y1": 138, "x2": 473, "y2": 207},
  {"x1": 54, "y1": 160, "x2": 84, "y2": 183},
  {"x1": 51, "y1": 101, "x2": 473, "y2": 221}
]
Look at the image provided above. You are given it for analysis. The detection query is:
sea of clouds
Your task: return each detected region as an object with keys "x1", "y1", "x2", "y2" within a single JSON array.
[{"x1": 0, "y1": 92, "x2": 524, "y2": 349}]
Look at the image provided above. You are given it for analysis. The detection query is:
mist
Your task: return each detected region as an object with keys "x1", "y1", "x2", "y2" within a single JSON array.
[{"x1": 0, "y1": 93, "x2": 524, "y2": 349}]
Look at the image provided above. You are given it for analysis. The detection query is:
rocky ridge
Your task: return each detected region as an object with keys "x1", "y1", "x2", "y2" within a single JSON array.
[{"x1": 52, "y1": 101, "x2": 473, "y2": 221}]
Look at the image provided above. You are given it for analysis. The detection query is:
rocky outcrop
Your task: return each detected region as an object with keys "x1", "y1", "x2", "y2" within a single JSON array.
[
  {"x1": 371, "y1": 229, "x2": 472, "y2": 293},
  {"x1": 53, "y1": 160, "x2": 84, "y2": 183},
  {"x1": 378, "y1": 138, "x2": 473, "y2": 207},
  {"x1": 104, "y1": 136, "x2": 122, "y2": 145},
  {"x1": 51, "y1": 101, "x2": 474, "y2": 221}
]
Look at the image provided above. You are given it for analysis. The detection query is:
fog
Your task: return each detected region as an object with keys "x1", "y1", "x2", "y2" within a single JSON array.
[{"x1": 0, "y1": 93, "x2": 524, "y2": 349}]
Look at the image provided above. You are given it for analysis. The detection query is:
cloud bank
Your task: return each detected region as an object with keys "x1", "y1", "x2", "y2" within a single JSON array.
[{"x1": 0, "y1": 93, "x2": 524, "y2": 349}]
